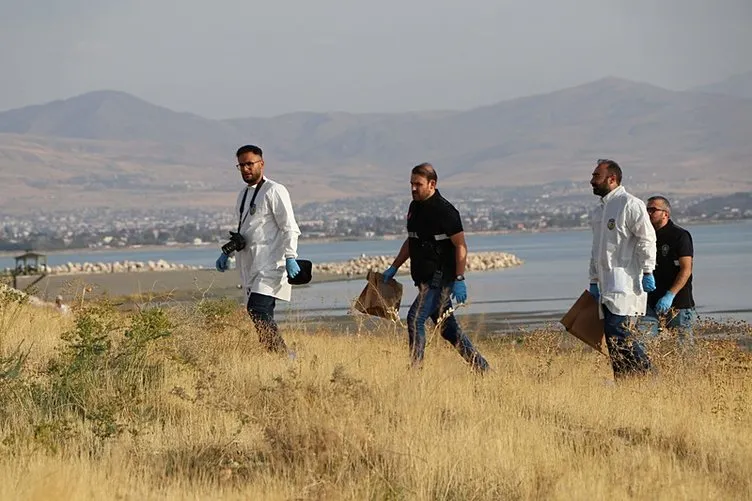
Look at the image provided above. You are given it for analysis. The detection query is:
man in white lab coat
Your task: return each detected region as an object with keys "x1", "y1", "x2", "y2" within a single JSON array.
[
  {"x1": 588, "y1": 159, "x2": 657, "y2": 378},
  {"x1": 215, "y1": 145, "x2": 302, "y2": 354}
]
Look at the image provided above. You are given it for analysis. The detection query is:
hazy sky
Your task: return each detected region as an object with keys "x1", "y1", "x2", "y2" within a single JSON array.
[{"x1": 1, "y1": 0, "x2": 750, "y2": 118}]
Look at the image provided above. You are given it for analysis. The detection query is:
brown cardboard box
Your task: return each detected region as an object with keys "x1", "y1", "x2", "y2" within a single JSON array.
[
  {"x1": 353, "y1": 271, "x2": 403, "y2": 320},
  {"x1": 560, "y1": 291, "x2": 608, "y2": 356}
]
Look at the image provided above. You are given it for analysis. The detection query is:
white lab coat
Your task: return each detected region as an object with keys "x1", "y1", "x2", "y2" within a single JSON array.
[
  {"x1": 232, "y1": 177, "x2": 301, "y2": 302},
  {"x1": 589, "y1": 186, "x2": 657, "y2": 317}
]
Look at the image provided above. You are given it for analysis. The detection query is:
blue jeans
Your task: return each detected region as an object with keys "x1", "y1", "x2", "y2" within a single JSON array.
[
  {"x1": 642, "y1": 306, "x2": 696, "y2": 345},
  {"x1": 406, "y1": 284, "x2": 489, "y2": 372},
  {"x1": 602, "y1": 305, "x2": 652, "y2": 378},
  {"x1": 247, "y1": 292, "x2": 287, "y2": 354}
]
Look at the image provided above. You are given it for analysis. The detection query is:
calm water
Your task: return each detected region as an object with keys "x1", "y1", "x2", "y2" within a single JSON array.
[{"x1": 3, "y1": 221, "x2": 750, "y2": 323}]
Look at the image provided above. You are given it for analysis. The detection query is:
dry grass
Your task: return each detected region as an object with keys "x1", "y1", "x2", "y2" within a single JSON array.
[{"x1": 1, "y1": 289, "x2": 751, "y2": 501}]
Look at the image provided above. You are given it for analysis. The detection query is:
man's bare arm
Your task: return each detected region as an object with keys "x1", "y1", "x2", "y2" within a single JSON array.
[
  {"x1": 450, "y1": 232, "x2": 467, "y2": 276},
  {"x1": 669, "y1": 256, "x2": 693, "y2": 295}
]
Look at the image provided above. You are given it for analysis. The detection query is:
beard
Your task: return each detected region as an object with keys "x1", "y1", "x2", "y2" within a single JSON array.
[
  {"x1": 242, "y1": 172, "x2": 262, "y2": 185},
  {"x1": 592, "y1": 183, "x2": 609, "y2": 197},
  {"x1": 412, "y1": 189, "x2": 434, "y2": 201}
]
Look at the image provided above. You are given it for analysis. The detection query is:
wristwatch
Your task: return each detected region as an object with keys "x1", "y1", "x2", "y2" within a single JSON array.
[{"x1": 455, "y1": 274, "x2": 465, "y2": 281}]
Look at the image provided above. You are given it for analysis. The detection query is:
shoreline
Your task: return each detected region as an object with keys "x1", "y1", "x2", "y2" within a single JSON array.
[
  {"x1": 8, "y1": 265, "x2": 751, "y2": 338},
  {"x1": 2, "y1": 218, "x2": 746, "y2": 258},
  {"x1": 11, "y1": 265, "x2": 751, "y2": 326},
  {"x1": 3, "y1": 251, "x2": 522, "y2": 277},
  {"x1": 294, "y1": 310, "x2": 752, "y2": 339},
  {"x1": 8, "y1": 267, "x2": 392, "y2": 304}
]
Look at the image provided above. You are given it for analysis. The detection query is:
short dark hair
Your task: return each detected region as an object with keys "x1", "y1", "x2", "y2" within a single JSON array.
[
  {"x1": 597, "y1": 159, "x2": 622, "y2": 184},
  {"x1": 648, "y1": 195, "x2": 671, "y2": 211},
  {"x1": 236, "y1": 144, "x2": 263, "y2": 157},
  {"x1": 411, "y1": 162, "x2": 437, "y2": 183}
]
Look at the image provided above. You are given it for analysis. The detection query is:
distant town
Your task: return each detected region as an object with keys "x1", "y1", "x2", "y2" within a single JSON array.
[{"x1": 1, "y1": 184, "x2": 750, "y2": 253}]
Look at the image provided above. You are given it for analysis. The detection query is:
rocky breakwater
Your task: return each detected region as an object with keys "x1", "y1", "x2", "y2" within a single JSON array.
[
  {"x1": 10, "y1": 260, "x2": 202, "y2": 275},
  {"x1": 314, "y1": 252, "x2": 524, "y2": 277}
]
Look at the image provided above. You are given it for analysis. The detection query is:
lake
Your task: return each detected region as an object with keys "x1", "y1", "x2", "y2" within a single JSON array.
[{"x1": 2, "y1": 221, "x2": 750, "y2": 324}]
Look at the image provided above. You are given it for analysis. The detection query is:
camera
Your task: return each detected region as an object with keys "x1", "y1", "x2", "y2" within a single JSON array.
[{"x1": 221, "y1": 231, "x2": 246, "y2": 255}]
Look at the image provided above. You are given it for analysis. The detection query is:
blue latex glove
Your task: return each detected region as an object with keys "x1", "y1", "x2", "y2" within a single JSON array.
[
  {"x1": 655, "y1": 291, "x2": 675, "y2": 315},
  {"x1": 383, "y1": 265, "x2": 397, "y2": 283},
  {"x1": 215, "y1": 253, "x2": 229, "y2": 272},
  {"x1": 286, "y1": 258, "x2": 300, "y2": 278},
  {"x1": 642, "y1": 273, "x2": 656, "y2": 292},
  {"x1": 451, "y1": 280, "x2": 467, "y2": 304},
  {"x1": 589, "y1": 282, "x2": 600, "y2": 300}
]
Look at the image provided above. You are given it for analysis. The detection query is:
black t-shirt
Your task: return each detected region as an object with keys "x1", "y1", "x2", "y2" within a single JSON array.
[
  {"x1": 406, "y1": 190, "x2": 463, "y2": 286},
  {"x1": 648, "y1": 220, "x2": 695, "y2": 309}
]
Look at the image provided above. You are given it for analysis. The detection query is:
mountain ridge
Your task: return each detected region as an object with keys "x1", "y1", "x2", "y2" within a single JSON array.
[{"x1": 1, "y1": 76, "x2": 750, "y2": 213}]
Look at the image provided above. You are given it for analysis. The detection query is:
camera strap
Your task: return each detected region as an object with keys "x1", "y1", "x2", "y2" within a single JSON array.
[{"x1": 237, "y1": 179, "x2": 266, "y2": 233}]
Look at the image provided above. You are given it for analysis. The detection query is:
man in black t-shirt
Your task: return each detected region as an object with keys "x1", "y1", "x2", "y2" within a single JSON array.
[
  {"x1": 643, "y1": 195, "x2": 696, "y2": 343},
  {"x1": 382, "y1": 163, "x2": 489, "y2": 372}
]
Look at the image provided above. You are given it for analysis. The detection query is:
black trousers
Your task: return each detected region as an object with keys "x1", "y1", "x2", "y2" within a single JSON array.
[{"x1": 246, "y1": 292, "x2": 287, "y2": 354}]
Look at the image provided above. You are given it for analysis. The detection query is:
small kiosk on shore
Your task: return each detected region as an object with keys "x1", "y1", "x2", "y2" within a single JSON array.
[{"x1": 12, "y1": 250, "x2": 48, "y2": 289}]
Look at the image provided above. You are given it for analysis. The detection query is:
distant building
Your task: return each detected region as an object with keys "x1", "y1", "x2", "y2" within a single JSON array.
[
  {"x1": 12, "y1": 250, "x2": 48, "y2": 289},
  {"x1": 14, "y1": 250, "x2": 47, "y2": 275}
]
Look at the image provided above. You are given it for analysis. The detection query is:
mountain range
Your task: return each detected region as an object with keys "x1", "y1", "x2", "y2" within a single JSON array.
[{"x1": 1, "y1": 72, "x2": 751, "y2": 214}]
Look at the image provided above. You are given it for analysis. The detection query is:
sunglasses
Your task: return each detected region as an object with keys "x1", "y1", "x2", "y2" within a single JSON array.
[{"x1": 646, "y1": 207, "x2": 666, "y2": 214}]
